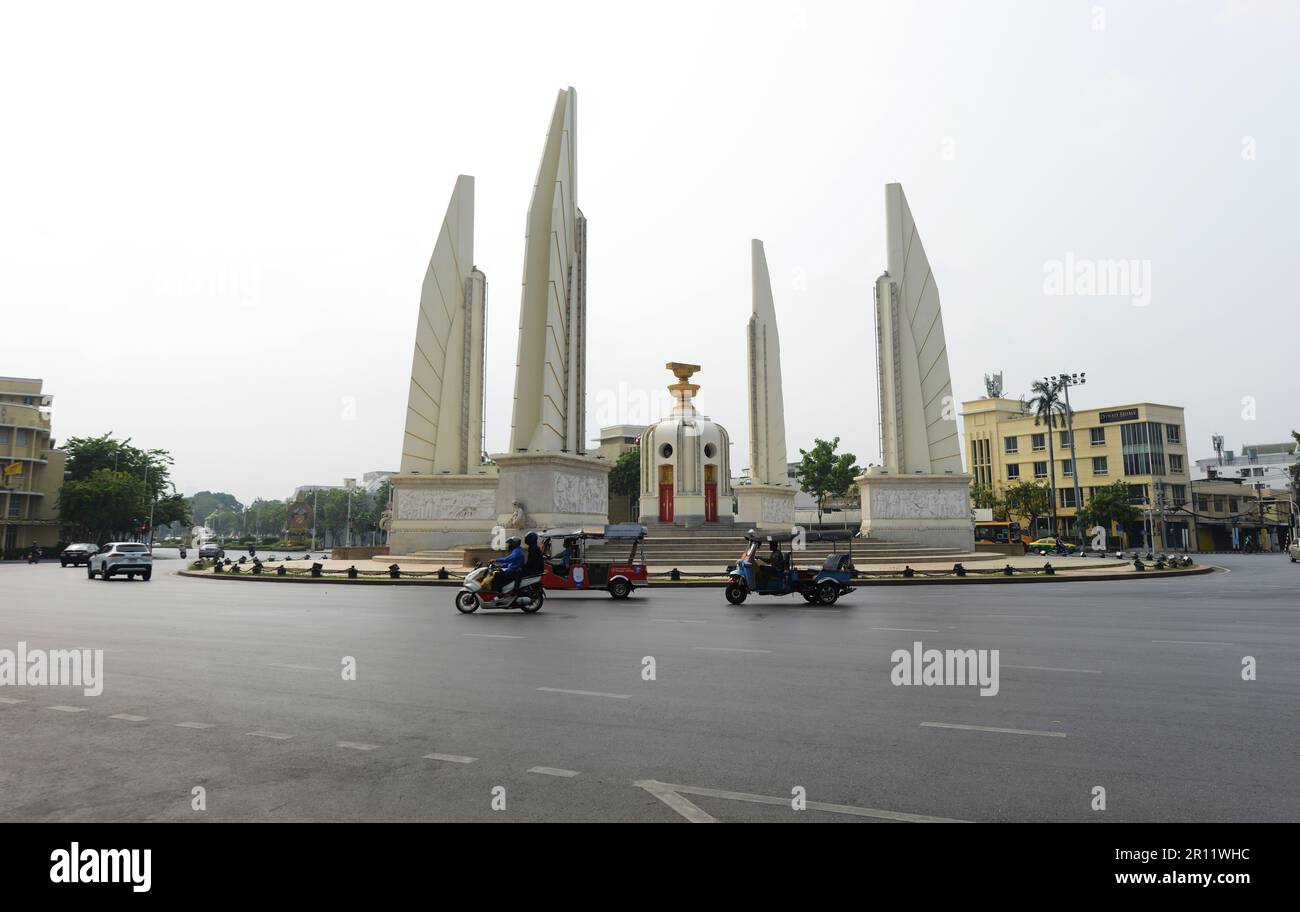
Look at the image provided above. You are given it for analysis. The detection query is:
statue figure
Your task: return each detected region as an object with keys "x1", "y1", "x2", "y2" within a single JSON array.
[{"x1": 504, "y1": 500, "x2": 528, "y2": 529}]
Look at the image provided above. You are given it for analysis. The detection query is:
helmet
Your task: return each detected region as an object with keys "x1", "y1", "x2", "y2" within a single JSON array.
[
  {"x1": 506, "y1": 537, "x2": 522, "y2": 549},
  {"x1": 524, "y1": 531, "x2": 538, "y2": 547}
]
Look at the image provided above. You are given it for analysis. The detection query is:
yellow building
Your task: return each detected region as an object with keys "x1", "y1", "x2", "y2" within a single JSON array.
[
  {"x1": 1, "y1": 377, "x2": 66, "y2": 556},
  {"x1": 961, "y1": 398, "x2": 1192, "y2": 550}
]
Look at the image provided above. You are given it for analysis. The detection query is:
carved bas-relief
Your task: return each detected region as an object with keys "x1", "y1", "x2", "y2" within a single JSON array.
[
  {"x1": 554, "y1": 473, "x2": 607, "y2": 515},
  {"x1": 395, "y1": 487, "x2": 495, "y2": 522},
  {"x1": 869, "y1": 487, "x2": 968, "y2": 521},
  {"x1": 760, "y1": 495, "x2": 796, "y2": 525}
]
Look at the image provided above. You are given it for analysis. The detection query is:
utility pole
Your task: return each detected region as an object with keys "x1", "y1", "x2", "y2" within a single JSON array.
[
  {"x1": 1049, "y1": 373, "x2": 1086, "y2": 543},
  {"x1": 345, "y1": 478, "x2": 356, "y2": 549},
  {"x1": 311, "y1": 488, "x2": 318, "y2": 551}
]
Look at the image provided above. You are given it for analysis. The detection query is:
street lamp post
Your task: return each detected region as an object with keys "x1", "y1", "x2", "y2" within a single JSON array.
[
  {"x1": 311, "y1": 489, "x2": 318, "y2": 551},
  {"x1": 1049, "y1": 373, "x2": 1087, "y2": 545}
]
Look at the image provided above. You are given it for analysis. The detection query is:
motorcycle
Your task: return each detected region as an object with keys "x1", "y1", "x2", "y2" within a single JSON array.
[{"x1": 455, "y1": 564, "x2": 545, "y2": 614}]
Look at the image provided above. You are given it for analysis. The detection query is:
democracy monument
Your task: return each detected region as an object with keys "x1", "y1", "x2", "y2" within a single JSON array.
[{"x1": 387, "y1": 88, "x2": 973, "y2": 556}]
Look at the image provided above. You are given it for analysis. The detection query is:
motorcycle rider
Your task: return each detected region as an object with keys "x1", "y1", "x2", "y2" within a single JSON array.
[
  {"x1": 523, "y1": 531, "x2": 545, "y2": 576},
  {"x1": 491, "y1": 537, "x2": 525, "y2": 592}
]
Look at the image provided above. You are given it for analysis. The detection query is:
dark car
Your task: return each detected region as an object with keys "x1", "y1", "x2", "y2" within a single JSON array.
[
  {"x1": 198, "y1": 543, "x2": 225, "y2": 560},
  {"x1": 60, "y1": 543, "x2": 98, "y2": 567}
]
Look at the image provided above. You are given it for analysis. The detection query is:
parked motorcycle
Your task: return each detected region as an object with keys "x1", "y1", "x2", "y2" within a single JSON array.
[{"x1": 455, "y1": 564, "x2": 544, "y2": 614}]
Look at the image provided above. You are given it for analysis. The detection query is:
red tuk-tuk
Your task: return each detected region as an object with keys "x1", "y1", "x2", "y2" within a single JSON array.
[{"x1": 541, "y1": 524, "x2": 648, "y2": 599}]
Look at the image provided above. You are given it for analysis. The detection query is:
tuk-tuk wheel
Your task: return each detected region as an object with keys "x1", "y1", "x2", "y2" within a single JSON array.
[
  {"x1": 816, "y1": 581, "x2": 840, "y2": 606},
  {"x1": 608, "y1": 579, "x2": 631, "y2": 599},
  {"x1": 455, "y1": 591, "x2": 480, "y2": 614},
  {"x1": 800, "y1": 591, "x2": 819, "y2": 604},
  {"x1": 724, "y1": 582, "x2": 748, "y2": 605}
]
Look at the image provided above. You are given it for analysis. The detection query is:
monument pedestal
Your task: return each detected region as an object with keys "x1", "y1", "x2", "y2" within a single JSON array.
[
  {"x1": 856, "y1": 467, "x2": 974, "y2": 551},
  {"x1": 388, "y1": 472, "x2": 500, "y2": 553},
  {"x1": 493, "y1": 452, "x2": 611, "y2": 531},
  {"x1": 734, "y1": 484, "x2": 797, "y2": 530}
]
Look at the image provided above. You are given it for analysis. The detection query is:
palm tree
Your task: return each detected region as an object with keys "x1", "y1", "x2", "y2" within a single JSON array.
[{"x1": 1027, "y1": 378, "x2": 1069, "y2": 538}]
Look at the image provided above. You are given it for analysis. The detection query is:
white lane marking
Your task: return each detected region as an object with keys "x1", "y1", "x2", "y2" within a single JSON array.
[
  {"x1": 109, "y1": 714, "x2": 149, "y2": 722},
  {"x1": 692, "y1": 646, "x2": 773, "y2": 654},
  {"x1": 337, "y1": 741, "x2": 380, "y2": 751},
  {"x1": 976, "y1": 615, "x2": 1050, "y2": 619},
  {"x1": 424, "y1": 753, "x2": 477, "y2": 764},
  {"x1": 536, "y1": 687, "x2": 631, "y2": 699},
  {"x1": 463, "y1": 633, "x2": 526, "y2": 640},
  {"x1": 636, "y1": 781, "x2": 718, "y2": 823},
  {"x1": 528, "y1": 766, "x2": 580, "y2": 778},
  {"x1": 1151, "y1": 640, "x2": 1233, "y2": 646},
  {"x1": 247, "y1": 730, "x2": 294, "y2": 740},
  {"x1": 1003, "y1": 665, "x2": 1101, "y2": 674},
  {"x1": 48, "y1": 705, "x2": 86, "y2": 713},
  {"x1": 872, "y1": 627, "x2": 940, "y2": 633},
  {"x1": 176, "y1": 722, "x2": 214, "y2": 729},
  {"x1": 269, "y1": 663, "x2": 327, "y2": 671},
  {"x1": 921, "y1": 722, "x2": 1066, "y2": 738},
  {"x1": 0, "y1": 696, "x2": 27, "y2": 705},
  {"x1": 650, "y1": 619, "x2": 707, "y2": 624},
  {"x1": 634, "y1": 780, "x2": 964, "y2": 823}
]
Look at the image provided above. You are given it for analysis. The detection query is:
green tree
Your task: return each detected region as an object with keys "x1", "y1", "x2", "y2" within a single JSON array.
[
  {"x1": 188, "y1": 491, "x2": 244, "y2": 526},
  {"x1": 1076, "y1": 480, "x2": 1140, "y2": 548},
  {"x1": 608, "y1": 447, "x2": 640, "y2": 497},
  {"x1": 63, "y1": 433, "x2": 174, "y2": 502},
  {"x1": 57, "y1": 469, "x2": 150, "y2": 543},
  {"x1": 1004, "y1": 480, "x2": 1051, "y2": 538},
  {"x1": 794, "y1": 437, "x2": 860, "y2": 524},
  {"x1": 970, "y1": 482, "x2": 1007, "y2": 521},
  {"x1": 1027, "y1": 379, "x2": 1069, "y2": 537}
]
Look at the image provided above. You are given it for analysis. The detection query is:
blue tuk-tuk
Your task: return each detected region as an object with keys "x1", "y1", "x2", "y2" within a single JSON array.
[{"x1": 724, "y1": 530, "x2": 857, "y2": 605}]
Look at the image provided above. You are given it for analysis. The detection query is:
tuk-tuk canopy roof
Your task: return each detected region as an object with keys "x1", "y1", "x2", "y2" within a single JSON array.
[
  {"x1": 744, "y1": 528, "x2": 855, "y2": 544},
  {"x1": 540, "y1": 524, "x2": 646, "y2": 542}
]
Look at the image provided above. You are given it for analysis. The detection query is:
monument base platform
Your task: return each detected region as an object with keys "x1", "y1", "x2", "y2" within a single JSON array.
[
  {"x1": 733, "y1": 484, "x2": 797, "y2": 530},
  {"x1": 387, "y1": 472, "x2": 500, "y2": 553},
  {"x1": 856, "y1": 467, "x2": 974, "y2": 552},
  {"x1": 492, "y1": 452, "x2": 612, "y2": 531}
]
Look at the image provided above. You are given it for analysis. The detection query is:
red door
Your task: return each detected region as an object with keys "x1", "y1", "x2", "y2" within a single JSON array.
[
  {"x1": 658, "y1": 484, "x2": 674, "y2": 523},
  {"x1": 704, "y1": 483, "x2": 718, "y2": 522}
]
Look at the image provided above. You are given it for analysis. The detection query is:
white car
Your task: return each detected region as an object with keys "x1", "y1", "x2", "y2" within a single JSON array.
[
  {"x1": 87, "y1": 542, "x2": 153, "y2": 581},
  {"x1": 1290, "y1": 540, "x2": 1299, "y2": 563}
]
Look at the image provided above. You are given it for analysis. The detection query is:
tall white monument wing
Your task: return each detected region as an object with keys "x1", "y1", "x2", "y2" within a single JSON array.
[
  {"x1": 875, "y1": 182, "x2": 963, "y2": 475},
  {"x1": 400, "y1": 174, "x2": 486, "y2": 475},
  {"x1": 747, "y1": 239, "x2": 789, "y2": 486},
  {"x1": 509, "y1": 87, "x2": 587, "y2": 454}
]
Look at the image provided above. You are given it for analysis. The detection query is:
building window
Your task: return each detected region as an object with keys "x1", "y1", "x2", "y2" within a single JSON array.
[
  {"x1": 1092, "y1": 456, "x2": 1108, "y2": 475},
  {"x1": 1253, "y1": 468, "x2": 1264, "y2": 476},
  {"x1": 1034, "y1": 461, "x2": 1048, "y2": 479},
  {"x1": 1060, "y1": 488, "x2": 1077, "y2": 508},
  {"x1": 1228, "y1": 497, "x2": 1239, "y2": 513},
  {"x1": 1060, "y1": 430, "x2": 1072, "y2": 448},
  {"x1": 1169, "y1": 454, "x2": 1184, "y2": 473},
  {"x1": 1128, "y1": 484, "x2": 1149, "y2": 504},
  {"x1": 15, "y1": 429, "x2": 29, "y2": 446},
  {"x1": 1004, "y1": 436, "x2": 1018, "y2": 454},
  {"x1": 1166, "y1": 424, "x2": 1181, "y2": 444},
  {"x1": 0, "y1": 428, "x2": 9, "y2": 444},
  {"x1": 1090, "y1": 427, "x2": 1106, "y2": 446},
  {"x1": 7, "y1": 497, "x2": 20, "y2": 517},
  {"x1": 1171, "y1": 485, "x2": 1187, "y2": 505},
  {"x1": 1032, "y1": 433, "x2": 1046, "y2": 452},
  {"x1": 1197, "y1": 496, "x2": 1210, "y2": 513},
  {"x1": 1007, "y1": 464, "x2": 1020, "y2": 481},
  {"x1": 1214, "y1": 496, "x2": 1227, "y2": 512},
  {"x1": 1062, "y1": 459, "x2": 1074, "y2": 477}
]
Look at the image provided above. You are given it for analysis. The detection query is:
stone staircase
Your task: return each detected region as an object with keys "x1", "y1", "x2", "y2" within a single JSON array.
[{"x1": 392, "y1": 520, "x2": 996, "y2": 569}]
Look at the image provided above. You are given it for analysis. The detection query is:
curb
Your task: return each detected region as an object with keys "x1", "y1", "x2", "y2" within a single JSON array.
[{"x1": 178, "y1": 565, "x2": 1214, "y2": 587}]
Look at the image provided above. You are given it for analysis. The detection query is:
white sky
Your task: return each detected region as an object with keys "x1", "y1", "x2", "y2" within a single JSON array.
[{"x1": 2, "y1": 0, "x2": 1296, "y2": 503}]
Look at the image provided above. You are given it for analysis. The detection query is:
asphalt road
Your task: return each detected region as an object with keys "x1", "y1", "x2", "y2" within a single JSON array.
[{"x1": 1, "y1": 553, "x2": 1296, "y2": 822}]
